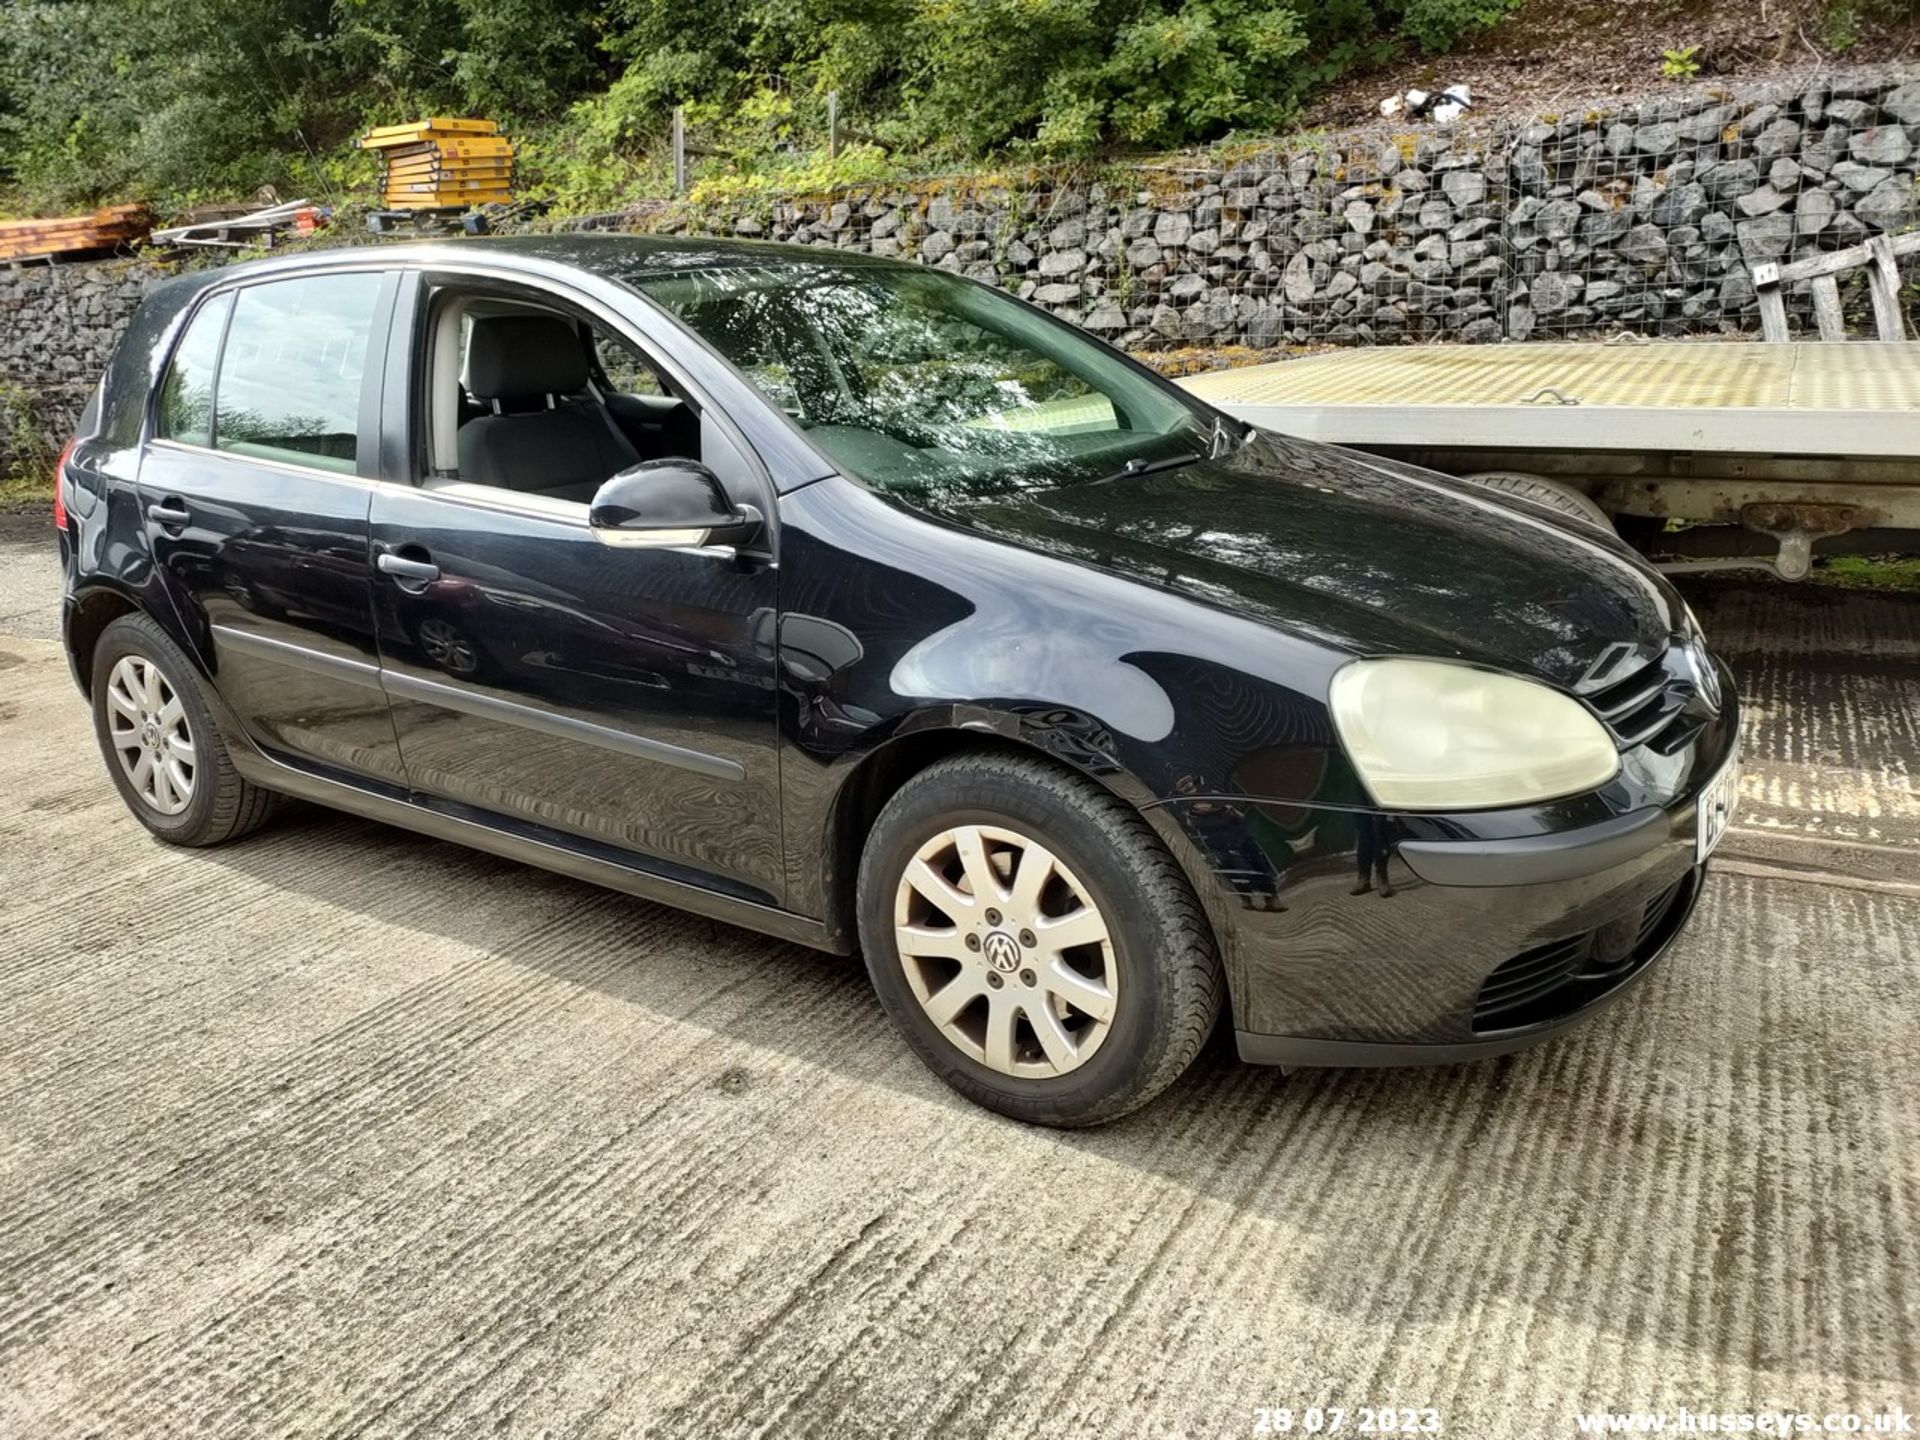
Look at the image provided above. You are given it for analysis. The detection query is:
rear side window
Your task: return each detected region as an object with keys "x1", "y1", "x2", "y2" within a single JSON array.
[
  {"x1": 155, "y1": 293, "x2": 232, "y2": 447},
  {"x1": 214, "y1": 273, "x2": 384, "y2": 473}
]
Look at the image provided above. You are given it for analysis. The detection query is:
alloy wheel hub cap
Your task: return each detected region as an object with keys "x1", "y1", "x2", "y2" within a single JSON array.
[
  {"x1": 892, "y1": 823, "x2": 1118, "y2": 1079},
  {"x1": 105, "y1": 655, "x2": 197, "y2": 817}
]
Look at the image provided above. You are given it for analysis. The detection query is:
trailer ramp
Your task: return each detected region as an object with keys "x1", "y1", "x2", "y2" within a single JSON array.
[{"x1": 1179, "y1": 342, "x2": 1920, "y2": 460}]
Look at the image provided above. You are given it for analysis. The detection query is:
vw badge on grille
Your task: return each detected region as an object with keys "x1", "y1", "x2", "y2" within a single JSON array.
[{"x1": 1683, "y1": 638, "x2": 1723, "y2": 714}]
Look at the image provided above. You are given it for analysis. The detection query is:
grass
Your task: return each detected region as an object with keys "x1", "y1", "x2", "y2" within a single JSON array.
[
  {"x1": 1813, "y1": 553, "x2": 1920, "y2": 592},
  {"x1": 0, "y1": 467, "x2": 55, "y2": 515},
  {"x1": 1, "y1": 379, "x2": 58, "y2": 513}
]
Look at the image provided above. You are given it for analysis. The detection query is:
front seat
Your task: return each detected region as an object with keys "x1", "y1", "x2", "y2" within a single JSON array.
[{"x1": 457, "y1": 315, "x2": 643, "y2": 502}]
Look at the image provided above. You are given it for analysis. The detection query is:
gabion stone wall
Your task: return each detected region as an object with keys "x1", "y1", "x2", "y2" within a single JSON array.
[
  {"x1": 688, "y1": 72, "x2": 1920, "y2": 350},
  {"x1": 0, "y1": 258, "x2": 178, "y2": 477}
]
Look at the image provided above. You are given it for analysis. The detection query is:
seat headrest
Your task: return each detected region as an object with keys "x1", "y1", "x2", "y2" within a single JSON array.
[{"x1": 466, "y1": 315, "x2": 590, "y2": 401}]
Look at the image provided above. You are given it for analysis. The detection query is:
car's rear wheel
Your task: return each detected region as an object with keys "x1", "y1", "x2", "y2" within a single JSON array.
[
  {"x1": 90, "y1": 613, "x2": 278, "y2": 847},
  {"x1": 857, "y1": 753, "x2": 1223, "y2": 1126}
]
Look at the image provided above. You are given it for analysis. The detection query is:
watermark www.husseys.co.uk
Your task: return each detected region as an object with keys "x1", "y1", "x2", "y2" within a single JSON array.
[{"x1": 1571, "y1": 1407, "x2": 1912, "y2": 1434}]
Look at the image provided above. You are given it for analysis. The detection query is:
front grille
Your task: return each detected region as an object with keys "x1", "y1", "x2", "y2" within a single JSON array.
[
  {"x1": 1577, "y1": 642, "x2": 1707, "y2": 755},
  {"x1": 1472, "y1": 869, "x2": 1698, "y2": 1033}
]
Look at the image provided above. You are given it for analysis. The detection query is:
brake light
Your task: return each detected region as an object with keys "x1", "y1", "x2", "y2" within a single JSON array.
[{"x1": 53, "y1": 436, "x2": 75, "y2": 531}]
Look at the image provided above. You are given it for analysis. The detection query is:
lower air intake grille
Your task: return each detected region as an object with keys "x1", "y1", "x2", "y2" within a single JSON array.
[{"x1": 1472, "y1": 869, "x2": 1698, "y2": 1033}]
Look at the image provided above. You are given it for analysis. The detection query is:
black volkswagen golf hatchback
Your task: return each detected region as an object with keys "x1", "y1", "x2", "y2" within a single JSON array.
[{"x1": 56, "y1": 235, "x2": 1739, "y2": 1125}]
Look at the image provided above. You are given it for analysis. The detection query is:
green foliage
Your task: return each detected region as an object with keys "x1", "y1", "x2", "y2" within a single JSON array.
[
  {"x1": 1660, "y1": 44, "x2": 1703, "y2": 79},
  {"x1": 1, "y1": 0, "x2": 1530, "y2": 215},
  {"x1": 1395, "y1": 0, "x2": 1526, "y2": 52},
  {"x1": 1815, "y1": 554, "x2": 1920, "y2": 591},
  {"x1": 685, "y1": 147, "x2": 904, "y2": 206},
  {"x1": 0, "y1": 381, "x2": 57, "y2": 501},
  {"x1": 0, "y1": 0, "x2": 600, "y2": 210},
  {"x1": 1821, "y1": 0, "x2": 1919, "y2": 54}
]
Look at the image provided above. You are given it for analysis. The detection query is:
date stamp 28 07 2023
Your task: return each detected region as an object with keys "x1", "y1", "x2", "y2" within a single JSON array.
[{"x1": 1252, "y1": 1407, "x2": 1444, "y2": 1435}]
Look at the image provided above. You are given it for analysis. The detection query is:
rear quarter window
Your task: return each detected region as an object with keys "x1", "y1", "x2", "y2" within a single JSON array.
[
  {"x1": 154, "y1": 292, "x2": 232, "y2": 447},
  {"x1": 101, "y1": 272, "x2": 223, "y2": 447}
]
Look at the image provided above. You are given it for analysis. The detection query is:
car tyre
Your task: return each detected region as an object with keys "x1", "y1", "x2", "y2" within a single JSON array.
[
  {"x1": 857, "y1": 752, "x2": 1223, "y2": 1126},
  {"x1": 90, "y1": 612, "x2": 279, "y2": 847},
  {"x1": 1462, "y1": 470, "x2": 1612, "y2": 529}
]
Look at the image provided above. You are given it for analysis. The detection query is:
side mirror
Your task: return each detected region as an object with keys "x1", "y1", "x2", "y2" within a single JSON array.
[{"x1": 589, "y1": 459, "x2": 760, "y2": 550}]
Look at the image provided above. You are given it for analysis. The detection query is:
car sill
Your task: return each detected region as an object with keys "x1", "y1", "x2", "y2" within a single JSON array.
[{"x1": 228, "y1": 746, "x2": 846, "y2": 955}]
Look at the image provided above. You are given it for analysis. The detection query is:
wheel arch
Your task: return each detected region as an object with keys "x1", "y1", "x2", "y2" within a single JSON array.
[
  {"x1": 815, "y1": 715, "x2": 1239, "y2": 1024},
  {"x1": 67, "y1": 585, "x2": 253, "y2": 760},
  {"x1": 1460, "y1": 470, "x2": 1613, "y2": 529},
  {"x1": 65, "y1": 582, "x2": 146, "y2": 700}
]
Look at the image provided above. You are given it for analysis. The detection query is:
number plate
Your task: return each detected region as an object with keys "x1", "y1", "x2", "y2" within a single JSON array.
[{"x1": 1696, "y1": 745, "x2": 1741, "y2": 862}]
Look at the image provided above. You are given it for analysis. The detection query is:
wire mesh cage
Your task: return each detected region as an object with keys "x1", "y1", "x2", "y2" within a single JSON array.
[
  {"x1": 1509, "y1": 76, "x2": 1920, "y2": 342},
  {"x1": 685, "y1": 70, "x2": 1919, "y2": 352}
]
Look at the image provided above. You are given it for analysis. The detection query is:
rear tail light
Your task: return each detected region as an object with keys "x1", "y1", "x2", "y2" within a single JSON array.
[{"x1": 53, "y1": 436, "x2": 76, "y2": 531}]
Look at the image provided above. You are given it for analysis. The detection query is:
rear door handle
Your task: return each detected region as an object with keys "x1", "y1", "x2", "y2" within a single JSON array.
[
  {"x1": 377, "y1": 551, "x2": 441, "y2": 585},
  {"x1": 147, "y1": 501, "x2": 191, "y2": 528}
]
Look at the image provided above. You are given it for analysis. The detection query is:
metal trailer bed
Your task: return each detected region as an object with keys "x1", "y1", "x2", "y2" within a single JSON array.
[{"x1": 1178, "y1": 341, "x2": 1920, "y2": 580}]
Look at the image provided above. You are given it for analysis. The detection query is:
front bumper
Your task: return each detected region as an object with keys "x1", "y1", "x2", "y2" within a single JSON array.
[
  {"x1": 1150, "y1": 709, "x2": 1737, "y2": 1067},
  {"x1": 1235, "y1": 862, "x2": 1702, "y2": 1066}
]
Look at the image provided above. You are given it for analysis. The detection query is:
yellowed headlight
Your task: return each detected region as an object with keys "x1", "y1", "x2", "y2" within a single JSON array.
[{"x1": 1330, "y1": 658, "x2": 1621, "y2": 810}]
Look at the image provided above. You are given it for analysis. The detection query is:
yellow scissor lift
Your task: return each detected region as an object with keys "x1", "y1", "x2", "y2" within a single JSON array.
[{"x1": 357, "y1": 118, "x2": 515, "y2": 232}]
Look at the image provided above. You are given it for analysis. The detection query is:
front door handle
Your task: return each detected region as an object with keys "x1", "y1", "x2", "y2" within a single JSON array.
[
  {"x1": 377, "y1": 550, "x2": 440, "y2": 589},
  {"x1": 147, "y1": 500, "x2": 191, "y2": 529}
]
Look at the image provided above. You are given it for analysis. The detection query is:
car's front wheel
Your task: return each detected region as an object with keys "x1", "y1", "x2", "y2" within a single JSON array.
[
  {"x1": 857, "y1": 753, "x2": 1223, "y2": 1126},
  {"x1": 90, "y1": 612, "x2": 279, "y2": 847}
]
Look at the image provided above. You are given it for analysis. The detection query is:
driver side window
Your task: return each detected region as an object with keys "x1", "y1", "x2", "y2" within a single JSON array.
[{"x1": 425, "y1": 287, "x2": 705, "y2": 507}]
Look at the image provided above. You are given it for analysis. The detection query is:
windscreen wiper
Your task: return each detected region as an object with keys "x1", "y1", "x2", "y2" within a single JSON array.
[{"x1": 1091, "y1": 449, "x2": 1209, "y2": 487}]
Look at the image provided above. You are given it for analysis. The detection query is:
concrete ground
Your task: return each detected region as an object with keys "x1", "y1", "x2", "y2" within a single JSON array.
[{"x1": 1, "y1": 513, "x2": 1915, "y2": 1437}]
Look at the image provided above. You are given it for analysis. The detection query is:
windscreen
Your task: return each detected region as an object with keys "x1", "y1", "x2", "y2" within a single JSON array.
[{"x1": 625, "y1": 260, "x2": 1213, "y2": 498}]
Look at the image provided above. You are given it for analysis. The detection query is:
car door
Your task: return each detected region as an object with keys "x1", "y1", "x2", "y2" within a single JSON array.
[
  {"x1": 368, "y1": 279, "x2": 784, "y2": 904},
  {"x1": 138, "y1": 267, "x2": 408, "y2": 789}
]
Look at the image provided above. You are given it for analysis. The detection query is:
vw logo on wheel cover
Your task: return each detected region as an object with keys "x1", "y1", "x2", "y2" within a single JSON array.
[{"x1": 982, "y1": 931, "x2": 1021, "y2": 973}]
